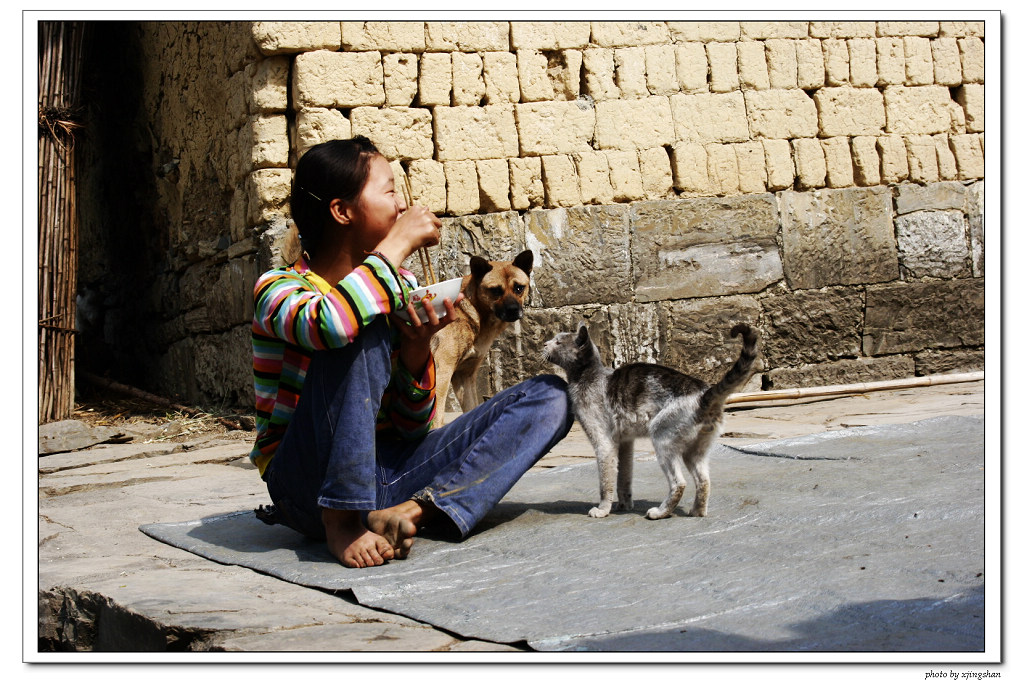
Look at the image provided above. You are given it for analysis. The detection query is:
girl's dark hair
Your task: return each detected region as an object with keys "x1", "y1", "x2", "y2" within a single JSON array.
[{"x1": 291, "y1": 136, "x2": 381, "y2": 256}]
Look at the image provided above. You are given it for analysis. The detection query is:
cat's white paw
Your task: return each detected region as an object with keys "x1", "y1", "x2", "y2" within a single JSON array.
[
  {"x1": 645, "y1": 507, "x2": 671, "y2": 520},
  {"x1": 588, "y1": 506, "x2": 610, "y2": 518}
]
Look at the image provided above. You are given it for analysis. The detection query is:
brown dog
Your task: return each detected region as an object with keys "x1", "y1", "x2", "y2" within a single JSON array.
[{"x1": 430, "y1": 250, "x2": 533, "y2": 427}]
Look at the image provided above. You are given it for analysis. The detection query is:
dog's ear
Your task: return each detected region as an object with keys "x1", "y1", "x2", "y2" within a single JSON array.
[
  {"x1": 575, "y1": 323, "x2": 590, "y2": 347},
  {"x1": 469, "y1": 256, "x2": 493, "y2": 281},
  {"x1": 512, "y1": 249, "x2": 534, "y2": 276}
]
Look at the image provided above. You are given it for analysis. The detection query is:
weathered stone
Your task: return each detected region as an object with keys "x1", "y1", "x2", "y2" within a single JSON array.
[
  {"x1": 821, "y1": 137, "x2": 854, "y2": 188},
  {"x1": 765, "y1": 39, "x2": 798, "y2": 89},
  {"x1": 780, "y1": 187, "x2": 899, "y2": 289},
  {"x1": 477, "y1": 159, "x2": 512, "y2": 213},
  {"x1": 434, "y1": 105, "x2": 518, "y2": 161},
  {"x1": 914, "y1": 348, "x2": 985, "y2": 376},
  {"x1": 292, "y1": 51, "x2": 385, "y2": 108},
  {"x1": 822, "y1": 38, "x2": 850, "y2": 86},
  {"x1": 736, "y1": 41, "x2": 770, "y2": 90},
  {"x1": 524, "y1": 206, "x2": 632, "y2": 308},
  {"x1": 39, "y1": 420, "x2": 128, "y2": 455},
  {"x1": 792, "y1": 138, "x2": 826, "y2": 189},
  {"x1": 615, "y1": 47, "x2": 649, "y2": 98},
  {"x1": 847, "y1": 38, "x2": 878, "y2": 87},
  {"x1": 630, "y1": 196, "x2": 782, "y2": 302},
  {"x1": 851, "y1": 136, "x2": 881, "y2": 186},
  {"x1": 350, "y1": 107, "x2": 434, "y2": 160},
  {"x1": 931, "y1": 37, "x2": 964, "y2": 86},
  {"x1": 251, "y1": 22, "x2": 341, "y2": 55},
  {"x1": 894, "y1": 181, "x2": 967, "y2": 214},
  {"x1": 674, "y1": 43, "x2": 709, "y2": 92},
  {"x1": 341, "y1": 21, "x2": 425, "y2": 52},
  {"x1": 667, "y1": 22, "x2": 741, "y2": 43},
  {"x1": 740, "y1": 22, "x2": 808, "y2": 40},
  {"x1": 540, "y1": 155, "x2": 580, "y2": 208},
  {"x1": 967, "y1": 180, "x2": 984, "y2": 277},
  {"x1": 509, "y1": 22, "x2": 592, "y2": 50},
  {"x1": 906, "y1": 135, "x2": 940, "y2": 183},
  {"x1": 956, "y1": 83, "x2": 985, "y2": 133},
  {"x1": 671, "y1": 91, "x2": 749, "y2": 142},
  {"x1": 875, "y1": 37, "x2": 906, "y2": 86},
  {"x1": 863, "y1": 278, "x2": 984, "y2": 355},
  {"x1": 637, "y1": 147, "x2": 673, "y2": 199},
  {"x1": 515, "y1": 101, "x2": 596, "y2": 156},
  {"x1": 452, "y1": 52, "x2": 485, "y2": 106},
  {"x1": 408, "y1": 159, "x2": 447, "y2": 215},
  {"x1": 646, "y1": 44, "x2": 679, "y2": 95},
  {"x1": 745, "y1": 89, "x2": 817, "y2": 139},
  {"x1": 656, "y1": 295, "x2": 763, "y2": 384},
  {"x1": 482, "y1": 52, "x2": 520, "y2": 104},
  {"x1": 577, "y1": 151, "x2": 614, "y2": 205},
  {"x1": 884, "y1": 86, "x2": 953, "y2": 135},
  {"x1": 815, "y1": 88, "x2": 886, "y2": 137},
  {"x1": 877, "y1": 22, "x2": 939, "y2": 37},
  {"x1": 425, "y1": 22, "x2": 509, "y2": 51},
  {"x1": 796, "y1": 39, "x2": 826, "y2": 89},
  {"x1": 596, "y1": 97, "x2": 674, "y2": 150},
  {"x1": 895, "y1": 210, "x2": 970, "y2": 279},
  {"x1": 509, "y1": 157, "x2": 544, "y2": 210},
  {"x1": 669, "y1": 142, "x2": 710, "y2": 194},
  {"x1": 768, "y1": 356, "x2": 918, "y2": 390},
  {"x1": 418, "y1": 52, "x2": 452, "y2": 106},
  {"x1": 583, "y1": 48, "x2": 619, "y2": 100},
  {"x1": 383, "y1": 53, "x2": 419, "y2": 107},
  {"x1": 760, "y1": 287, "x2": 865, "y2": 367},
  {"x1": 591, "y1": 21, "x2": 670, "y2": 46},
  {"x1": 959, "y1": 36, "x2": 985, "y2": 84},
  {"x1": 444, "y1": 160, "x2": 480, "y2": 216},
  {"x1": 950, "y1": 134, "x2": 985, "y2": 180},
  {"x1": 762, "y1": 139, "x2": 794, "y2": 191},
  {"x1": 809, "y1": 22, "x2": 877, "y2": 39},
  {"x1": 904, "y1": 36, "x2": 935, "y2": 86},
  {"x1": 707, "y1": 42, "x2": 739, "y2": 92},
  {"x1": 706, "y1": 144, "x2": 739, "y2": 196},
  {"x1": 292, "y1": 108, "x2": 351, "y2": 160}
]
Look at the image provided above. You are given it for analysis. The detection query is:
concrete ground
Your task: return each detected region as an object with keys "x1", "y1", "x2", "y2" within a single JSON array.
[{"x1": 34, "y1": 379, "x2": 986, "y2": 655}]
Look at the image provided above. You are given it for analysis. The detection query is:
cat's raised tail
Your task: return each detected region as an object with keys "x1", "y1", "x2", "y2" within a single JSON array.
[{"x1": 699, "y1": 323, "x2": 760, "y2": 414}]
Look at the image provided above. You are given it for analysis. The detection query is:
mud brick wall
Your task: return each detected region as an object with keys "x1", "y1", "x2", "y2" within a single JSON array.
[{"x1": 78, "y1": 19, "x2": 986, "y2": 407}]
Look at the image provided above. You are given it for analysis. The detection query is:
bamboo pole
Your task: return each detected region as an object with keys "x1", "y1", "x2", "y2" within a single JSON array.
[
  {"x1": 38, "y1": 21, "x2": 85, "y2": 424},
  {"x1": 726, "y1": 371, "x2": 983, "y2": 407}
]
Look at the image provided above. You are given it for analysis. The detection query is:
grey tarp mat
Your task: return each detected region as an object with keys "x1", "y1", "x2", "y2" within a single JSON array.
[{"x1": 141, "y1": 415, "x2": 985, "y2": 652}]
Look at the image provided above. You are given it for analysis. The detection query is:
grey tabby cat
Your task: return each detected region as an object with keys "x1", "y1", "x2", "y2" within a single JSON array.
[{"x1": 543, "y1": 322, "x2": 760, "y2": 519}]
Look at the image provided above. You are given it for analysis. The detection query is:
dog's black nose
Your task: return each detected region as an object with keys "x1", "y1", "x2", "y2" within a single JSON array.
[{"x1": 499, "y1": 303, "x2": 522, "y2": 322}]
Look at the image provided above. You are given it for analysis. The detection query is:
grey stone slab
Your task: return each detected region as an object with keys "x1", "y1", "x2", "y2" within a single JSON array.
[
  {"x1": 39, "y1": 420, "x2": 129, "y2": 455},
  {"x1": 140, "y1": 416, "x2": 984, "y2": 653}
]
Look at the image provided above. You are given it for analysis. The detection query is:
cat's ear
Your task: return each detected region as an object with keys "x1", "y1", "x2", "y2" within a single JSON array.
[{"x1": 575, "y1": 323, "x2": 590, "y2": 347}]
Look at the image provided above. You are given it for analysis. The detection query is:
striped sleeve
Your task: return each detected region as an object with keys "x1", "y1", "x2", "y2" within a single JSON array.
[
  {"x1": 252, "y1": 254, "x2": 408, "y2": 351},
  {"x1": 385, "y1": 352, "x2": 437, "y2": 439}
]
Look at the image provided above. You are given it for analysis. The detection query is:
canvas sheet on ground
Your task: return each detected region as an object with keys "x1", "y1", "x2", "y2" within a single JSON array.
[{"x1": 141, "y1": 415, "x2": 985, "y2": 652}]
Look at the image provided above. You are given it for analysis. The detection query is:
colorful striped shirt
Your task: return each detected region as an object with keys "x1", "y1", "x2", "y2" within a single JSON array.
[{"x1": 249, "y1": 253, "x2": 436, "y2": 476}]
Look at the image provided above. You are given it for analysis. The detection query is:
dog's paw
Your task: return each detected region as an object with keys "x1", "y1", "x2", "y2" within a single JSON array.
[
  {"x1": 615, "y1": 498, "x2": 633, "y2": 511},
  {"x1": 645, "y1": 507, "x2": 672, "y2": 520},
  {"x1": 588, "y1": 506, "x2": 610, "y2": 518}
]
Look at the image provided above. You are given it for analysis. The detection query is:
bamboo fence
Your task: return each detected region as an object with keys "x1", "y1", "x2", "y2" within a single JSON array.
[{"x1": 38, "y1": 21, "x2": 85, "y2": 424}]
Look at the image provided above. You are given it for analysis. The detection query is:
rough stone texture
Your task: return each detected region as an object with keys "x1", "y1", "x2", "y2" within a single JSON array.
[
  {"x1": 950, "y1": 134, "x2": 985, "y2": 180},
  {"x1": 637, "y1": 148, "x2": 671, "y2": 199},
  {"x1": 251, "y1": 21, "x2": 340, "y2": 55},
  {"x1": 763, "y1": 139, "x2": 794, "y2": 191},
  {"x1": 510, "y1": 22, "x2": 592, "y2": 50},
  {"x1": 515, "y1": 101, "x2": 596, "y2": 156},
  {"x1": 407, "y1": 159, "x2": 447, "y2": 214},
  {"x1": 341, "y1": 21, "x2": 425, "y2": 52},
  {"x1": 674, "y1": 43, "x2": 709, "y2": 92},
  {"x1": 667, "y1": 22, "x2": 741, "y2": 43},
  {"x1": 582, "y1": 48, "x2": 619, "y2": 100},
  {"x1": 956, "y1": 83, "x2": 985, "y2": 133},
  {"x1": 591, "y1": 21, "x2": 670, "y2": 47},
  {"x1": 905, "y1": 135, "x2": 940, "y2": 183},
  {"x1": 540, "y1": 155, "x2": 580, "y2": 208},
  {"x1": 765, "y1": 39, "x2": 798, "y2": 89},
  {"x1": 443, "y1": 160, "x2": 480, "y2": 216},
  {"x1": 292, "y1": 50, "x2": 385, "y2": 108},
  {"x1": 524, "y1": 206, "x2": 632, "y2": 308},
  {"x1": 736, "y1": 41, "x2": 770, "y2": 91},
  {"x1": 914, "y1": 348, "x2": 985, "y2": 376},
  {"x1": 792, "y1": 138, "x2": 826, "y2": 189},
  {"x1": 669, "y1": 142, "x2": 710, "y2": 194},
  {"x1": 967, "y1": 180, "x2": 984, "y2": 277},
  {"x1": 850, "y1": 136, "x2": 881, "y2": 186},
  {"x1": 780, "y1": 187, "x2": 899, "y2": 289},
  {"x1": 822, "y1": 38, "x2": 850, "y2": 86},
  {"x1": 707, "y1": 42, "x2": 739, "y2": 92},
  {"x1": 895, "y1": 210, "x2": 971, "y2": 279},
  {"x1": 894, "y1": 181, "x2": 968, "y2": 214},
  {"x1": 884, "y1": 85, "x2": 953, "y2": 135},
  {"x1": 760, "y1": 287, "x2": 865, "y2": 367},
  {"x1": 477, "y1": 158, "x2": 512, "y2": 213},
  {"x1": 615, "y1": 47, "x2": 648, "y2": 99},
  {"x1": 848, "y1": 38, "x2": 878, "y2": 87},
  {"x1": 434, "y1": 105, "x2": 518, "y2": 161},
  {"x1": 876, "y1": 38, "x2": 907, "y2": 86},
  {"x1": 482, "y1": 52, "x2": 520, "y2": 104},
  {"x1": 903, "y1": 36, "x2": 935, "y2": 86},
  {"x1": 383, "y1": 53, "x2": 419, "y2": 106},
  {"x1": 595, "y1": 97, "x2": 674, "y2": 150},
  {"x1": 863, "y1": 279, "x2": 984, "y2": 355},
  {"x1": 672, "y1": 91, "x2": 750, "y2": 142},
  {"x1": 452, "y1": 52, "x2": 485, "y2": 106},
  {"x1": 815, "y1": 88, "x2": 886, "y2": 137},
  {"x1": 509, "y1": 157, "x2": 544, "y2": 210},
  {"x1": 821, "y1": 137, "x2": 854, "y2": 188},
  {"x1": 417, "y1": 52, "x2": 452, "y2": 106},
  {"x1": 656, "y1": 295, "x2": 763, "y2": 384},
  {"x1": 768, "y1": 356, "x2": 917, "y2": 390},
  {"x1": 425, "y1": 22, "x2": 509, "y2": 52},
  {"x1": 350, "y1": 107, "x2": 433, "y2": 160},
  {"x1": 745, "y1": 89, "x2": 817, "y2": 139},
  {"x1": 630, "y1": 196, "x2": 782, "y2": 302}
]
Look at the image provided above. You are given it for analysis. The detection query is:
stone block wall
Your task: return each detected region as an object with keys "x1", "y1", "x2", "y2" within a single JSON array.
[{"x1": 80, "y1": 20, "x2": 986, "y2": 407}]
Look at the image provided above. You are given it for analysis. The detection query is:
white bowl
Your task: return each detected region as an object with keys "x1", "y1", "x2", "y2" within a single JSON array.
[{"x1": 393, "y1": 277, "x2": 463, "y2": 322}]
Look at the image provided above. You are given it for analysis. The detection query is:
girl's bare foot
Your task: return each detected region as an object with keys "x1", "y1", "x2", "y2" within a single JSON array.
[
  {"x1": 366, "y1": 499, "x2": 436, "y2": 560},
  {"x1": 321, "y1": 509, "x2": 395, "y2": 568}
]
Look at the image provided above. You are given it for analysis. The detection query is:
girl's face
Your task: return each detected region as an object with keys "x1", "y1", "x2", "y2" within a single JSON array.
[{"x1": 348, "y1": 154, "x2": 407, "y2": 248}]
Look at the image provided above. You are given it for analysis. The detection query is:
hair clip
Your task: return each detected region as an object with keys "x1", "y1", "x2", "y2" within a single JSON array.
[{"x1": 298, "y1": 185, "x2": 324, "y2": 203}]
